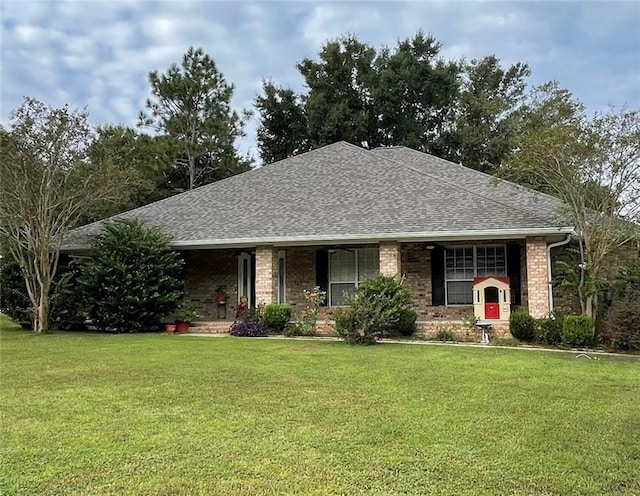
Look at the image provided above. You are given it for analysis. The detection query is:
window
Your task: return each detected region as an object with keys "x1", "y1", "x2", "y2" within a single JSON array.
[
  {"x1": 329, "y1": 247, "x2": 379, "y2": 306},
  {"x1": 277, "y1": 250, "x2": 286, "y2": 304},
  {"x1": 445, "y1": 246, "x2": 506, "y2": 305}
]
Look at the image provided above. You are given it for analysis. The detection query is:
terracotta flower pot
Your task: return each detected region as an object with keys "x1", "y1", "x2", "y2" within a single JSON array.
[
  {"x1": 165, "y1": 323, "x2": 177, "y2": 334},
  {"x1": 176, "y1": 320, "x2": 190, "y2": 333}
]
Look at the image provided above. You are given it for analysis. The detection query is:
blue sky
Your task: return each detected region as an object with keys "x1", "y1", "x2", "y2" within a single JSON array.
[{"x1": 1, "y1": 1, "x2": 639, "y2": 161}]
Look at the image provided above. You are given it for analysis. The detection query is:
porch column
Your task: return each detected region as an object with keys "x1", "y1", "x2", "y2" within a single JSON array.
[
  {"x1": 255, "y1": 246, "x2": 277, "y2": 305},
  {"x1": 525, "y1": 236, "x2": 550, "y2": 318},
  {"x1": 379, "y1": 241, "x2": 401, "y2": 278}
]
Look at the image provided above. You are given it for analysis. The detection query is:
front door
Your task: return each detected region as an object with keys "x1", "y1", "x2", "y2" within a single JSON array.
[{"x1": 484, "y1": 286, "x2": 500, "y2": 319}]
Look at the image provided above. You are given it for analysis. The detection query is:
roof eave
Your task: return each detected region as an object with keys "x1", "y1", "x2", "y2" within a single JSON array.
[{"x1": 161, "y1": 227, "x2": 575, "y2": 250}]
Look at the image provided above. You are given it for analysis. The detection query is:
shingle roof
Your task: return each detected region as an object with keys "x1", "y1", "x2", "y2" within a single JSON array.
[{"x1": 64, "y1": 142, "x2": 573, "y2": 249}]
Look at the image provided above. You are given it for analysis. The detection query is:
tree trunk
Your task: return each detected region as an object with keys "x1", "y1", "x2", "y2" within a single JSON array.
[{"x1": 188, "y1": 155, "x2": 195, "y2": 190}]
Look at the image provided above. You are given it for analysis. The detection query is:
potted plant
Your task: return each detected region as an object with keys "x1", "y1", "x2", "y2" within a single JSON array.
[
  {"x1": 175, "y1": 302, "x2": 199, "y2": 333},
  {"x1": 215, "y1": 285, "x2": 228, "y2": 304},
  {"x1": 165, "y1": 323, "x2": 177, "y2": 334}
]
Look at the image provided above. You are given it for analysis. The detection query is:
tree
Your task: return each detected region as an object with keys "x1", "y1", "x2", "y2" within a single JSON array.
[
  {"x1": 78, "y1": 219, "x2": 183, "y2": 333},
  {"x1": 455, "y1": 55, "x2": 530, "y2": 173},
  {"x1": 501, "y1": 106, "x2": 640, "y2": 325},
  {"x1": 255, "y1": 82, "x2": 310, "y2": 163},
  {"x1": 84, "y1": 125, "x2": 177, "y2": 222},
  {"x1": 139, "y1": 46, "x2": 251, "y2": 190},
  {"x1": 298, "y1": 36, "x2": 379, "y2": 148},
  {"x1": 0, "y1": 98, "x2": 127, "y2": 333},
  {"x1": 374, "y1": 32, "x2": 461, "y2": 159}
]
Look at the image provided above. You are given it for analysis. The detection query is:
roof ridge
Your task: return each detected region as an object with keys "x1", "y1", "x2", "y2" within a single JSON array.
[{"x1": 369, "y1": 147, "x2": 562, "y2": 225}]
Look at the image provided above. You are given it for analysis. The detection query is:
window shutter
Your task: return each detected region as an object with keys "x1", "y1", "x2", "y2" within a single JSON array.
[
  {"x1": 506, "y1": 243, "x2": 522, "y2": 305},
  {"x1": 315, "y1": 249, "x2": 329, "y2": 306},
  {"x1": 431, "y1": 245, "x2": 445, "y2": 306}
]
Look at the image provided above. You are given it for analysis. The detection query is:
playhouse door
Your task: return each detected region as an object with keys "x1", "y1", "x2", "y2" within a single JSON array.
[{"x1": 484, "y1": 286, "x2": 500, "y2": 319}]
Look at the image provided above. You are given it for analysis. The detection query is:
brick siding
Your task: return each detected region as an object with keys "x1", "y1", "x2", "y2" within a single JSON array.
[{"x1": 525, "y1": 236, "x2": 550, "y2": 318}]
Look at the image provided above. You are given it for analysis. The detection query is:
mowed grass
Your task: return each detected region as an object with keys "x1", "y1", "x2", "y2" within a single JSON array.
[{"x1": 1, "y1": 320, "x2": 639, "y2": 495}]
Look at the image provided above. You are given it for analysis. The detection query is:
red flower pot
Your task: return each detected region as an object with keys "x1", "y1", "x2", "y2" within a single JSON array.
[{"x1": 175, "y1": 320, "x2": 190, "y2": 333}]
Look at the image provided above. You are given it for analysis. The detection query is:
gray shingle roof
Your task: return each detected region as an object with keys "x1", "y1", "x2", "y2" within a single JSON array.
[{"x1": 64, "y1": 142, "x2": 573, "y2": 249}]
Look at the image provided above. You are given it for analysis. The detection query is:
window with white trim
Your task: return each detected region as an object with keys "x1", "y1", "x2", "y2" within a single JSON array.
[
  {"x1": 445, "y1": 246, "x2": 506, "y2": 305},
  {"x1": 329, "y1": 247, "x2": 379, "y2": 306}
]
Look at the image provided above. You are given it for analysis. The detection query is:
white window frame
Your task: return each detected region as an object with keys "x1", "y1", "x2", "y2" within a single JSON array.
[
  {"x1": 444, "y1": 245, "x2": 507, "y2": 306},
  {"x1": 277, "y1": 250, "x2": 286, "y2": 304},
  {"x1": 328, "y1": 247, "x2": 379, "y2": 306}
]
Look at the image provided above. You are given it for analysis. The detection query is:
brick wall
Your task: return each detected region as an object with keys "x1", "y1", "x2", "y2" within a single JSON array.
[
  {"x1": 284, "y1": 247, "x2": 316, "y2": 309},
  {"x1": 183, "y1": 249, "x2": 238, "y2": 320},
  {"x1": 255, "y1": 246, "x2": 277, "y2": 305},
  {"x1": 400, "y1": 243, "x2": 432, "y2": 317},
  {"x1": 379, "y1": 241, "x2": 401, "y2": 277},
  {"x1": 525, "y1": 236, "x2": 550, "y2": 318}
]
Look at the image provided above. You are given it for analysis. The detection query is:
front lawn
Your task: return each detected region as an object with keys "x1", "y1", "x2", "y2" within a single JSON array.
[{"x1": 1, "y1": 326, "x2": 639, "y2": 495}]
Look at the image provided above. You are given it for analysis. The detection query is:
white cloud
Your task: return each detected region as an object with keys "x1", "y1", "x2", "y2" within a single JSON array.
[{"x1": 1, "y1": 0, "x2": 638, "y2": 161}]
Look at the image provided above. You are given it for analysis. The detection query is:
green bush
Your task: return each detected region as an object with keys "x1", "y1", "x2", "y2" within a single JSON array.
[
  {"x1": 606, "y1": 295, "x2": 640, "y2": 351},
  {"x1": 536, "y1": 317, "x2": 563, "y2": 345},
  {"x1": 434, "y1": 329, "x2": 456, "y2": 341},
  {"x1": 282, "y1": 321, "x2": 315, "y2": 337},
  {"x1": 562, "y1": 314, "x2": 593, "y2": 347},
  {"x1": 332, "y1": 274, "x2": 415, "y2": 345},
  {"x1": 397, "y1": 308, "x2": 417, "y2": 337},
  {"x1": 263, "y1": 303, "x2": 292, "y2": 333},
  {"x1": 509, "y1": 309, "x2": 536, "y2": 341},
  {"x1": 0, "y1": 256, "x2": 32, "y2": 327},
  {"x1": 78, "y1": 219, "x2": 184, "y2": 333}
]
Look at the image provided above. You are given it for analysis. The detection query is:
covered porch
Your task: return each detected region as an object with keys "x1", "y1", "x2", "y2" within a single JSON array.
[{"x1": 181, "y1": 237, "x2": 555, "y2": 338}]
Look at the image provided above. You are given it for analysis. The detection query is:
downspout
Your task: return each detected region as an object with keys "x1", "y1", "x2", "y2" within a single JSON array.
[{"x1": 547, "y1": 234, "x2": 573, "y2": 315}]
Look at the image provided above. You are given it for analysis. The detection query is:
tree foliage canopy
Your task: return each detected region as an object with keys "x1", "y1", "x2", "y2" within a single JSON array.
[
  {"x1": 139, "y1": 46, "x2": 252, "y2": 190},
  {"x1": 254, "y1": 32, "x2": 533, "y2": 172},
  {"x1": 0, "y1": 98, "x2": 130, "y2": 333}
]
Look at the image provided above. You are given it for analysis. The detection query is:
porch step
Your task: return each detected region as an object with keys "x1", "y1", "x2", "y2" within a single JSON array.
[{"x1": 189, "y1": 321, "x2": 233, "y2": 334}]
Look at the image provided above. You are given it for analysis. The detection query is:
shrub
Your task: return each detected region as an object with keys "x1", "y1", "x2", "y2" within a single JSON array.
[
  {"x1": 263, "y1": 303, "x2": 292, "y2": 333},
  {"x1": 397, "y1": 308, "x2": 418, "y2": 337},
  {"x1": 562, "y1": 314, "x2": 593, "y2": 347},
  {"x1": 509, "y1": 309, "x2": 536, "y2": 341},
  {"x1": 332, "y1": 274, "x2": 415, "y2": 345},
  {"x1": 536, "y1": 317, "x2": 563, "y2": 345},
  {"x1": 0, "y1": 256, "x2": 32, "y2": 327},
  {"x1": 606, "y1": 295, "x2": 640, "y2": 351},
  {"x1": 237, "y1": 306, "x2": 263, "y2": 324},
  {"x1": 78, "y1": 219, "x2": 184, "y2": 333},
  {"x1": 434, "y1": 329, "x2": 456, "y2": 341},
  {"x1": 229, "y1": 321, "x2": 268, "y2": 337},
  {"x1": 283, "y1": 321, "x2": 315, "y2": 337},
  {"x1": 332, "y1": 306, "x2": 378, "y2": 345}
]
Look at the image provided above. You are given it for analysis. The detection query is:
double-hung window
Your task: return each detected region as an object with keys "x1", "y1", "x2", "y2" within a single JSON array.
[
  {"x1": 445, "y1": 246, "x2": 506, "y2": 304},
  {"x1": 329, "y1": 247, "x2": 379, "y2": 306}
]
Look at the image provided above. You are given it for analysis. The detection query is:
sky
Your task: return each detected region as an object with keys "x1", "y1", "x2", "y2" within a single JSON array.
[{"x1": 1, "y1": 0, "x2": 639, "y2": 162}]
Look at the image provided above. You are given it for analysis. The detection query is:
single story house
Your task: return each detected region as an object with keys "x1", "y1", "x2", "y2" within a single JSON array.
[{"x1": 64, "y1": 141, "x2": 574, "y2": 337}]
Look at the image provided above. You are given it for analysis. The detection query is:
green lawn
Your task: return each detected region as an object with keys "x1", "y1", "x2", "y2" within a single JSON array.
[{"x1": 1, "y1": 320, "x2": 639, "y2": 495}]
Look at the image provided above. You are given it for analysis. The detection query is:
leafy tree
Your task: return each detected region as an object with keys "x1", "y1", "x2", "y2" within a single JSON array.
[
  {"x1": 501, "y1": 106, "x2": 640, "y2": 325},
  {"x1": 84, "y1": 125, "x2": 177, "y2": 222},
  {"x1": 78, "y1": 219, "x2": 184, "y2": 333},
  {"x1": 139, "y1": 46, "x2": 251, "y2": 189},
  {"x1": 298, "y1": 36, "x2": 379, "y2": 149},
  {"x1": 0, "y1": 98, "x2": 127, "y2": 333},
  {"x1": 374, "y1": 32, "x2": 461, "y2": 159},
  {"x1": 255, "y1": 82, "x2": 310, "y2": 163},
  {"x1": 455, "y1": 55, "x2": 530, "y2": 173}
]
